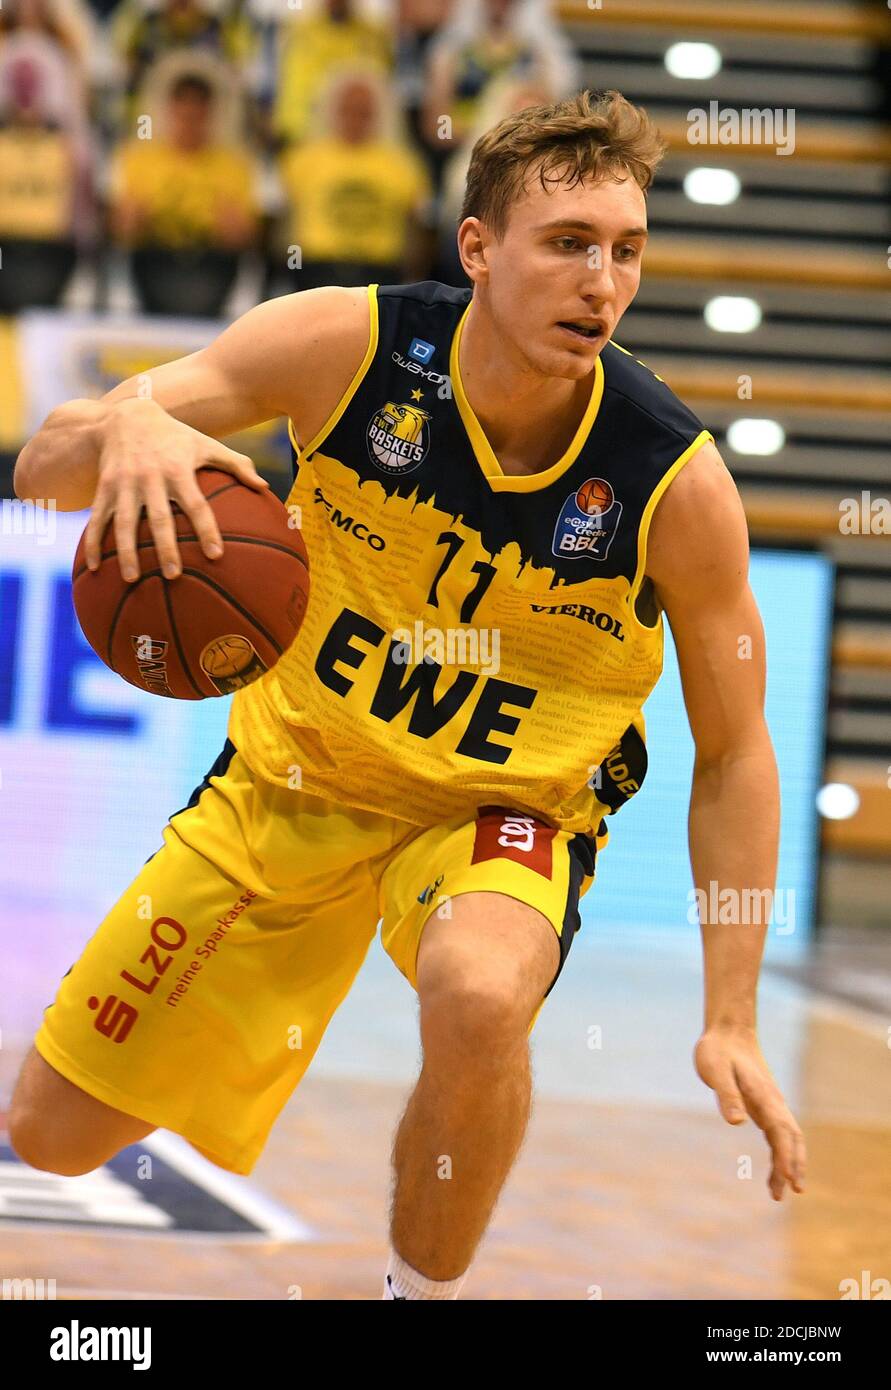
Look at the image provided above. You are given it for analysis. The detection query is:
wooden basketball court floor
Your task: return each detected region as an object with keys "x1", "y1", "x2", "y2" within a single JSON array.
[{"x1": 1, "y1": 926, "x2": 889, "y2": 1301}]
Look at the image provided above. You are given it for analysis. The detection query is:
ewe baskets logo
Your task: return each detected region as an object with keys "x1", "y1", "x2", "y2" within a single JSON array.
[
  {"x1": 367, "y1": 400, "x2": 431, "y2": 475},
  {"x1": 552, "y1": 477, "x2": 623, "y2": 560}
]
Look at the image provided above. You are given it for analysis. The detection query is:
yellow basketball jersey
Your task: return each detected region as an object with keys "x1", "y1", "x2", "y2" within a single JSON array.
[{"x1": 229, "y1": 281, "x2": 713, "y2": 841}]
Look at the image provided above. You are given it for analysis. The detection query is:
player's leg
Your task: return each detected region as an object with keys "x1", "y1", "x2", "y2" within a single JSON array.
[
  {"x1": 9, "y1": 742, "x2": 390, "y2": 1179},
  {"x1": 379, "y1": 808, "x2": 598, "y2": 1297},
  {"x1": 392, "y1": 892, "x2": 557, "y2": 1286},
  {"x1": 9, "y1": 1046, "x2": 156, "y2": 1176}
]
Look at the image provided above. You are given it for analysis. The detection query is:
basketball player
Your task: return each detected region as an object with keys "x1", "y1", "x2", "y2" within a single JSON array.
[{"x1": 11, "y1": 90, "x2": 806, "y2": 1300}]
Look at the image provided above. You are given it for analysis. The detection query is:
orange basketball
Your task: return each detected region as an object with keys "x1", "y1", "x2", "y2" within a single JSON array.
[
  {"x1": 72, "y1": 467, "x2": 309, "y2": 700},
  {"x1": 576, "y1": 478, "x2": 614, "y2": 515}
]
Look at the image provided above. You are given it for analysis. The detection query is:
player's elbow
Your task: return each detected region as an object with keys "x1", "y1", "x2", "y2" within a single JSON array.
[
  {"x1": 13, "y1": 432, "x2": 65, "y2": 506},
  {"x1": 693, "y1": 719, "x2": 775, "y2": 776},
  {"x1": 13, "y1": 437, "x2": 38, "y2": 501},
  {"x1": 14, "y1": 401, "x2": 103, "y2": 511}
]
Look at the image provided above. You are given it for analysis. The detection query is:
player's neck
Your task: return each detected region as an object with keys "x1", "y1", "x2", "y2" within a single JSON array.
[{"x1": 458, "y1": 303, "x2": 595, "y2": 471}]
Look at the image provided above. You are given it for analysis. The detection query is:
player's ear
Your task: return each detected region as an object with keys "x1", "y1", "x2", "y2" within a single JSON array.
[{"x1": 457, "y1": 217, "x2": 490, "y2": 284}]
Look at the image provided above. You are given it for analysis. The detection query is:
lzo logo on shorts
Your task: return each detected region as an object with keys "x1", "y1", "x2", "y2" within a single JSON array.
[
  {"x1": 552, "y1": 477, "x2": 623, "y2": 560},
  {"x1": 367, "y1": 400, "x2": 432, "y2": 474}
]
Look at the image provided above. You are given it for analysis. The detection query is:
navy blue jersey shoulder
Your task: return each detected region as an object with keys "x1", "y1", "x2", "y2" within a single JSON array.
[
  {"x1": 378, "y1": 279, "x2": 471, "y2": 309},
  {"x1": 598, "y1": 339, "x2": 707, "y2": 447},
  {"x1": 294, "y1": 280, "x2": 711, "y2": 586}
]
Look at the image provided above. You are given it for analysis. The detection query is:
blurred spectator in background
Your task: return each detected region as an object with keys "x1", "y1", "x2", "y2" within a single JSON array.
[
  {"x1": 224, "y1": 0, "x2": 291, "y2": 141},
  {"x1": 110, "y1": 67, "x2": 259, "y2": 315},
  {"x1": 270, "y1": 65, "x2": 434, "y2": 293},
  {"x1": 420, "y1": 0, "x2": 577, "y2": 181},
  {"x1": 0, "y1": 0, "x2": 93, "y2": 61},
  {"x1": 0, "y1": 0, "x2": 94, "y2": 131},
  {"x1": 434, "y1": 71, "x2": 558, "y2": 285},
  {"x1": 0, "y1": 51, "x2": 96, "y2": 310},
  {"x1": 273, "y1": 0, "x2": 393, "y2": 149},
  {"x1": 395, "y1": 0, "x2": 454, "y2": 155},
  {"x1": 110, "y1": 0, "x2": 254, "y2": 99}
]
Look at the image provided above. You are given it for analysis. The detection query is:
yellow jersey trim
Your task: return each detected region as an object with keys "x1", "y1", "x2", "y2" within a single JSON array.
[
  {"x1": 287, "y1": 282, "x2": 380, "y2": 461},
  {"x1": 627, "y1": 427, "x2": 715, "y2": 629},
  {"x1": 611, "y1": 337, "x2": 665, "y2": 383},
  {"x1": 449, "y1": 299, "x2": 606, "y2": 494}
]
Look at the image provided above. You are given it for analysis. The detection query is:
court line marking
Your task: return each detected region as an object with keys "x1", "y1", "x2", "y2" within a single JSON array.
[
  {"x1": 0, "y1": 1130, "x2": 320, "y2": 1243},
  {"x1": 142, "y1": 1130, "x2": 318, "y2": 1242},
  {"x1": 0, "y1": 1219, "x2": 316, "y2": 1243}
]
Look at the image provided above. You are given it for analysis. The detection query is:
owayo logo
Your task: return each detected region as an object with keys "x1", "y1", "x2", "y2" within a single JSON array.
[
  {"x1": 552, "y1": 477, "x2": 623, "y2": 560},
  {"x1": 367, "y1": 400, "x2": 432, "y2": 475},
  {"x1": 408, "y1": 337, "x2": 435, "y2": 364}
]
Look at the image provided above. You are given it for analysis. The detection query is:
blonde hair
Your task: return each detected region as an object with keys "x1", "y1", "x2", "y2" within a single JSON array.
[{"x1": 459, "y1": 88, "x2": 666, "y2": 238}]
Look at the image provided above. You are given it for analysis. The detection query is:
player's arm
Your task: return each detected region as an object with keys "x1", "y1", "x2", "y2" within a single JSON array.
[
  {"x1": 646, "y1": 439, "x2": 806, "y2": 1202},
  {"x1": 13, "y1": 286, "x2": 369, "y2": 580}
]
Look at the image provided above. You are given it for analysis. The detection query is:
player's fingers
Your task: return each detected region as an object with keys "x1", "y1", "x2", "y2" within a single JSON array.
[
  {"x1": 768, "y1": 1118, "x2": 806, "y2": 1199},
  {"x1": 84, "y1": 490, "x2": 112, "y2": 571},
  {"x1": 169, "y1": 474, "x2": 224, "y2": 561},
  {"x1": 734, "y1": 1061, "x2": 783, "y2": 1131},
  {"x1": 717, "y1": 1086, "x2": 747, "y2": 1125},
  {"x1": 708, "y1": 1063, "x2": 747, "y2": 1124},
  {"x1": 142, "y1": 473, "x2": 183, "y2": 579},
  {"x1": 207, "y1": 445, "x2": 269, "y2": 490},
  {"x1": 112, "y1": 481, "x2": 141, "y2": 582},
  {"x1": 766, "y1": 1120, "x2": 800, "y2": 1200},
  {"x1": 792, "y1": 1128, "x2": 807, "y2": 1193}
]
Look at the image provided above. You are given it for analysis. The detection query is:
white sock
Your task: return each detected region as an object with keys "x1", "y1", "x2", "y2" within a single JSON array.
[{"x1": 383, "y1": 1248, "x2": 467, "y2": 1300}]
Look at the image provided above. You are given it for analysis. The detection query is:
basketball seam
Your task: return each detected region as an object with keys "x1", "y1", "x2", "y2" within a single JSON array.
[
  {"x1": 105, "y1": 570, "x2": 205, "y2": 699},
  {"x1": 105, "y1": 575, "x2": 137, "y2": 670},
  {"x1": 200, "y1": 479, "x2": 243, "y2": 503},
  {"x1": 73, "y1": 533, "x2": 308, "y2": 583},
  {"x1": 161, "y1": 577, "x2": 206, "y2": 698},
  {"x1": 172, "y1": 568, "x2": 285, "y2": 658}
]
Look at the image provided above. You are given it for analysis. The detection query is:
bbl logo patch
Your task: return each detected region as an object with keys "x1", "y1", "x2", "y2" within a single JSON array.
[
  {"x1": 552, "y1": 477, "x2": 623, "y2": 560},
  {"x1": 367, "y1": 400, "x2": 431, "y2": 475}
]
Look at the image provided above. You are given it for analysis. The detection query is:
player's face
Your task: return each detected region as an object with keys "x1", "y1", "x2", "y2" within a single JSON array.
[{"x1": 479, "y1": 171, "x2": 648, "y2": 379}]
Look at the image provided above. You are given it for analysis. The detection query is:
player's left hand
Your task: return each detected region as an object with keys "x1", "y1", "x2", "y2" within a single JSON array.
[{"x1": 693, "y1": 1026, "x2": 806, "y2": 1201}]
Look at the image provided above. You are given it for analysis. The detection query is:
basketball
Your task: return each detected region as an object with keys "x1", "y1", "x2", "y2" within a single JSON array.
[
  {"x1": 71, "y1": 467, "x2": 309, "y2": 700},
  {"x1": 576, "y1": 477, "x2": 613, "y2": 515}
]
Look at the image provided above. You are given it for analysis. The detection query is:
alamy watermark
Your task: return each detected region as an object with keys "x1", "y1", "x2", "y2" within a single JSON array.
[
  {"x1": 391, "y1": 621, "x2": 500, "y2": 676},
  {"x1": 2, "y1": 1277, "x2": 57, "y2": 1299},
  {"x1": 687, "y1": 101, "x2": 796, "y2": 156},
  {"x1": 688, "y1": 882, "x2": 795, "y2": 934},
  {"x1": 1, "y1": 497, "x2": 56, "y2": 545}
]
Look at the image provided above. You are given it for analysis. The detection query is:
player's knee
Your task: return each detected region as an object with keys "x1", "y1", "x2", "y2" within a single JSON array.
[
  {"x1": 7, "y1": 1104, "x2": 106, "y2": 1176},
  {"x1": 419, "y1": 968, "x2": 530, "y2": 1063}
]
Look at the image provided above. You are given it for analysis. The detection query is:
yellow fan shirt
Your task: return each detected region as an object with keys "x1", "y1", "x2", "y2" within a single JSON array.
[
  {"x1": 111, "y1": 140, "x2": 257, "y2": 249},
  {"x1": 279, "y1": 138, "x2": 432, "y2": 266}
]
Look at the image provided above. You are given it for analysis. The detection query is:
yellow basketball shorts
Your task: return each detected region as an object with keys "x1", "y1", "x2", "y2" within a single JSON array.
[{"x1": 34, "y1": 739, "x2": 600, "y2": 1175}]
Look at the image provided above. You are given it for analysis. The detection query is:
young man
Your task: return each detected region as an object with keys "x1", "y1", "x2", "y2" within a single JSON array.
[{"x1": 11, "y1": 90, "x2": 806, "y2": 1300}]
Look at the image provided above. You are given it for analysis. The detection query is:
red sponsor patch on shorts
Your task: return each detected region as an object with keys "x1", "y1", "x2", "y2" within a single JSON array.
[{"x1": 471, "y1": 806, "x2": 557, "y2": 879}]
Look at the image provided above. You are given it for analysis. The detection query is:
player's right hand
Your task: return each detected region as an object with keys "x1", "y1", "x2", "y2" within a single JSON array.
[{"x1": 84, "y1": 396, "x2": 269, "y2": 583}]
